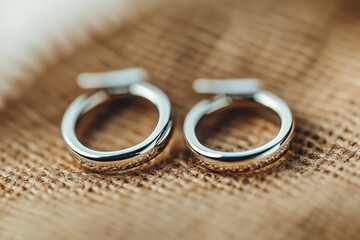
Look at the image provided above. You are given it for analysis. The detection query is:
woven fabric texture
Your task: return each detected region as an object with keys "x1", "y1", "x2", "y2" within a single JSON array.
[{"x1": 1, "y1": 0, "x2": 360, "y2": 239}]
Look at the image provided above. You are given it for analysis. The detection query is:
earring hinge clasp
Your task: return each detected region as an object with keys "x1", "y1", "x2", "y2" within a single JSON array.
[
  {"x1": 76, "y1": 67, "x2": 148, "y2": 90},
  {"x1": 193, "y1": 78, "x2": 261, "y2": 96}
]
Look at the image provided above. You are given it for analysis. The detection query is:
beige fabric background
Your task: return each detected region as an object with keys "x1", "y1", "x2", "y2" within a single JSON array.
[{"x1": 1, "y1": 0, "x2": 360, "y2": 239}]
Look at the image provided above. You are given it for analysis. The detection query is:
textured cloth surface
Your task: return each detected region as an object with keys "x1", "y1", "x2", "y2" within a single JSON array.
[{"x1": 1, "y1": 0, "x2": 360, "y2": 239}]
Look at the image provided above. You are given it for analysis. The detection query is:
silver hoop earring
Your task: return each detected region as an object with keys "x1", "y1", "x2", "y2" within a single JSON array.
[
  {"x1": 183, "y1": 78, "x2": 295, "y2": 173},
  {"x1": 61, "y1": 68, "x2": 173, "y2": 173}
]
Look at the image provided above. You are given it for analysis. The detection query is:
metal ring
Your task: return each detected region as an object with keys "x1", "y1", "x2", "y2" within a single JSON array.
[
  {"x1": 61, "y1": 69, "x2": 173, "y2": 173},
  {"x1": 183, "y1": 79, "x2": 295, "y2": 173}
]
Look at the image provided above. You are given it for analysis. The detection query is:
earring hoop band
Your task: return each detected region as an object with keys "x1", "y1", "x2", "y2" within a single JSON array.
[
  {"x1": 61, "y1": 68, "x2": 173, "y2": 173},
  {"x1": 184, "y1": 79, "x2": 295, "y2": 173}
]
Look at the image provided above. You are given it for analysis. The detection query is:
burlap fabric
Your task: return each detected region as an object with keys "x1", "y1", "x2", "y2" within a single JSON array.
[{"x1": 1, "y1": 0, "x2": 360, "y2": 239}]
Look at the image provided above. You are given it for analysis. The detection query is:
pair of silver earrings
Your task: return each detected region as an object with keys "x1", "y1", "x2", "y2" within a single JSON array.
[{"x1": 62, "y1": 68, "x2": 294, "y2": 174}]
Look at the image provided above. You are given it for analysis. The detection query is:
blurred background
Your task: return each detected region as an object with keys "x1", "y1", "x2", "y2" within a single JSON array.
[{"x1": 0, "y1": 0, "x2": 162, "y2": 106}]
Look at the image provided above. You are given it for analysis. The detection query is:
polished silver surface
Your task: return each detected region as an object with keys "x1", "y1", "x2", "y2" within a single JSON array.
[
  {"x1": 184, "y1": 79, "x2": 295, "y2": 173},
  {"x1": 62, "y1": 68, "x2": 173, "y2": 173}
]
